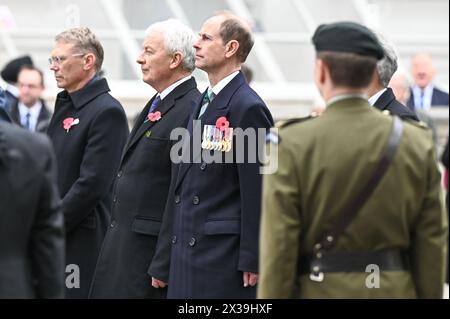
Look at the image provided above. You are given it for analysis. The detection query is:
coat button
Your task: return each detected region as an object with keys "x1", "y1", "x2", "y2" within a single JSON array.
[
  {"x1": 110, "y1": 220, "x2": 116, "y2": 228},
  {"x1": 174, "y1": 195, "x2": 181, "y2": 204},
  {"x1": 193, "y1": 196, "x2": 199, "y2": 205},
  {"x1": 171, "y1": 235, "x2": 177, "y2": 244},
  {"x1": 200, "y1": 163, "x2": 207, "y2": 170},
  {"x1": 113, "y1": 196, "x2": 118, "y2": 203},
  {"x1": 189, "y1": 237, "x2": 196, "y2": 247},
  {"x1": 117, "y1": 170, "x2": 122, "y2": 178}
]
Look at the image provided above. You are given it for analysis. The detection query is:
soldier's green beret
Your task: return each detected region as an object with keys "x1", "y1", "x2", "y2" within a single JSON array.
[{"x1": 312, "y1": 21, "x2": 384, "y2": 60}]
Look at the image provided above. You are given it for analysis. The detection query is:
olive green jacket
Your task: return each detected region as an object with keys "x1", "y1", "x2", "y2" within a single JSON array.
[{"x1": 258, "y1": 97, "x2": 447, "y2": 299}]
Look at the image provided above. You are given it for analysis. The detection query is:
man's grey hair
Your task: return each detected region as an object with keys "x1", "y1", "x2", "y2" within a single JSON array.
[
  {"x1": 375, "y1": 32, "x2": 398, "y2": 87},
  {"x1": 145, "y1": 19, "x2": 196, "y2": 72},
  {"x1": 55, "y1": 27, "x2": 104, "y2": 72}
]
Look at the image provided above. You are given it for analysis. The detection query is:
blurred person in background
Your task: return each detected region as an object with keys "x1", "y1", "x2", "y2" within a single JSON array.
[
  {"x1": 241, "y1": 64, "x2": 254, "y2": 84},
  {"x1": 390, "y1": 72, "x2": 438, "y2": 148},
  {"x1": 367, "y1": 33, "x2": 418, "y2": 121},
  {"x1": 407, "y1": 53, "x2": 449, "y2": 111},
  {"x1": 389, "y1": 72, "x2": 410, "y2": 105},
  {"x1": 0, "y1": 86, "x2": 11, "y2": 122},
  {"x1": 9, "y1": 66, "x2": 51, "y2": 133},
  {"x1": 0, "y1": 55, "x2": 34, "y2": 114}
]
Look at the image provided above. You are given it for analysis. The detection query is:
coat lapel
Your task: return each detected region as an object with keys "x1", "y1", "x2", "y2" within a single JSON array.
[
  {"x1": 373, "y1": 88, "x2": 395, "y2": 111},
  {"x1": 121, "y1": 77, "x2": 197, "y2": 162},
  {"x1": 121, "y1": 94, "x2": 174, "y2": 163},
  {"x1": 36, "y1": 100, "x2": 51, "y2": 132},
  {"x1": 10, "y1": 101, "x2": 20, "y2": 125}
]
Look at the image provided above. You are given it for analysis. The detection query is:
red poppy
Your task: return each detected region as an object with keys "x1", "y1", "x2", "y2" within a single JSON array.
[
  {"x1": 63, "y1": 118, "x2": 74, "y2": 130},
  {"x1": 215, "y1": 116, "x2": 229, "y2": 132},
  {"x1": 147, "y1": 111, "x2": 162, "y2": 122},
  {"x1": 63, "y1": 117, "x2": 80, "y2": 132}
]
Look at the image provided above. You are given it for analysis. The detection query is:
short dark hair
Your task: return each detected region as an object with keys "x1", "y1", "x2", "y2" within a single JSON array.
[
  {"x1": 317, "y1": 51, "x2": 377, "y2": 88},
  {"x1": 18, "y1": 65, "x2": 45, "y2": 87},
  {"x1": 219, "y1": 18, "x2": 254, "y2": 63}
]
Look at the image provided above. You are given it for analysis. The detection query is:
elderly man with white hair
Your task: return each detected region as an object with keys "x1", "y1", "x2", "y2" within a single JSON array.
[
  {"x1": 88, "y1": 19, "x2": 200, "y2": 299},
  {"x1": 366, "y1": 33, "x2": 418, "y2": 121}
]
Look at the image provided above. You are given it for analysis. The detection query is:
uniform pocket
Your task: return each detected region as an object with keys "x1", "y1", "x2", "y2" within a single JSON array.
[
  {"x1": 131, "y1": 216, "x2": 162, "y2": 236},
  {"x1": 204, "y1": 219, "x2": 240, "y2": 235}
]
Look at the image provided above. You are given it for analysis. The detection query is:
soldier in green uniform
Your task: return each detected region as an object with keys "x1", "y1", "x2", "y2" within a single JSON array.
[{"x1": 258, "y1": 22, "x2": 447, "y2": 299}]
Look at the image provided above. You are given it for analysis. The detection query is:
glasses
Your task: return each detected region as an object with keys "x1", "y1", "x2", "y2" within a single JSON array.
[{"x1": 48, "y1": 53, "x2": 85, "y2": 66}]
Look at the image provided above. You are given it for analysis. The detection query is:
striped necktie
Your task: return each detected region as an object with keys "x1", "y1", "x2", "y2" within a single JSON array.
[
  {"x1": 149, "y1": 95, "x2": 161, "y2": 114},
  {"x1": 198, "y1": 89, "x2": 215, "y2": 119}
]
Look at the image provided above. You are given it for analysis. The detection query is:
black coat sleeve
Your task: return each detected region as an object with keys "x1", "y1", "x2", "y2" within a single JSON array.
[
  {"x1": 236, "y1": 103, "x2": 274, "y2": 273},
  {"x1": 30, "y1": 137, "x2": 65, "y2": 298}
]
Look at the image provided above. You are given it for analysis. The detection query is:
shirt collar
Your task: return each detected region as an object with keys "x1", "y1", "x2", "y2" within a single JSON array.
[
  {"x1": 327, "y1": 93, "x2": 368, "y2": 107},
  {"x1": 368, "y1": 88, "x2": 387, "y2": 106},
  {"x1": 66, "y1": 76, "x2": 110, "y2": 109},
  {"x1": 159, "y1": 75, "x2": 192, "y2": 100},
  {"x1": 209, "y1": 71, "x2": 240, "y2": 96},
  {"x1": 18, "y1": 100, "x2": 42, "y2": 117}
]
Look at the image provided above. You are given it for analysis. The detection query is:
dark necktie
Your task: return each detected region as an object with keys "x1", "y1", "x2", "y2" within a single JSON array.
[
  {"x1": 419, "y1": 90, "x2": 425, "y2": 109},
  {"x1": 149, "y1": 95, "x2": 161, "y2": 114},
  {"x1": 198, "y1": 89, "x2": 215, "y2": 119}
]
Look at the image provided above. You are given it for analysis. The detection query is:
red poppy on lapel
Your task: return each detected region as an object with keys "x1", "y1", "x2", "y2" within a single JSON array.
[
  {"x1": 63, "y1": 117, "x2": 80, "y2": 132},
  {"x1": 147, "y1": 111, "x2": 162, "y2": 122},
  {"x1": 215, "y1": 116, "x2": 229, "y2": 132}
]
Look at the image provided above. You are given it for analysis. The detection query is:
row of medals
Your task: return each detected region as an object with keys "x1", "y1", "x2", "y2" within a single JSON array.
[{"x1": 201, "y1": 125, "x2": 233, "y2": 152}]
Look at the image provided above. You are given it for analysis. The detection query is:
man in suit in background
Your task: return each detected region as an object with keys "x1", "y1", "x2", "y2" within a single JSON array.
[
  {"x1": 89, "y1": 19, "x2": 200, "y2": 299},
  {"x1": 153, "y1": 12, "x2": 273, "y2": 298},
  {"x1": 10, "y1": 66, "x2": 52, "y2": 133},
  {"x1": 0, "y1": 121, "x2": 64, "y2": 298},
  {"x1": 0, "y1": 55, "x2": 34, "y2": 114},
  {"x1": 389, "y1": 72, "x2": 411, "y2": 105},
  {"x1": 47, "y1": 27, "x2": 129, "y2": 298},
  {"x1": 389, "y1": 71, "x2": 439, "y2": 146},
  {"x1": 367, "y1": 33, "x2": 418, "y2": 121},
  {"x1": 407, "y1": 53, "x2": 449, "y2": 111}
]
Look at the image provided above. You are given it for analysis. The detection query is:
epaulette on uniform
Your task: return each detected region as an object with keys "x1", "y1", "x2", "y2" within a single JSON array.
[
  {"x1": 405, "y1": 118, "x2": 429, "y2": 130},
  {"x1": 384, "y1": 110, "x2": 429, "y2": 131},
  {"x1": 267, "y1": 114, "x2": 319, "y2": 145},
  {"x1": 276, "y1": 112, "x2": 321, "y2": 128}
]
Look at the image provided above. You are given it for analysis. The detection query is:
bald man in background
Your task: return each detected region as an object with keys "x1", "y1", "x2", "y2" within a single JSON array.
[{"x1": 407, "y1": 53, "x2": 449, "y2": 111}]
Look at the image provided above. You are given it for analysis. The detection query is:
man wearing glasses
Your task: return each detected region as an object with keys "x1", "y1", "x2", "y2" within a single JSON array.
[{"x1": 46, "y1": 27, "x2": 129, "y2": 298}]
